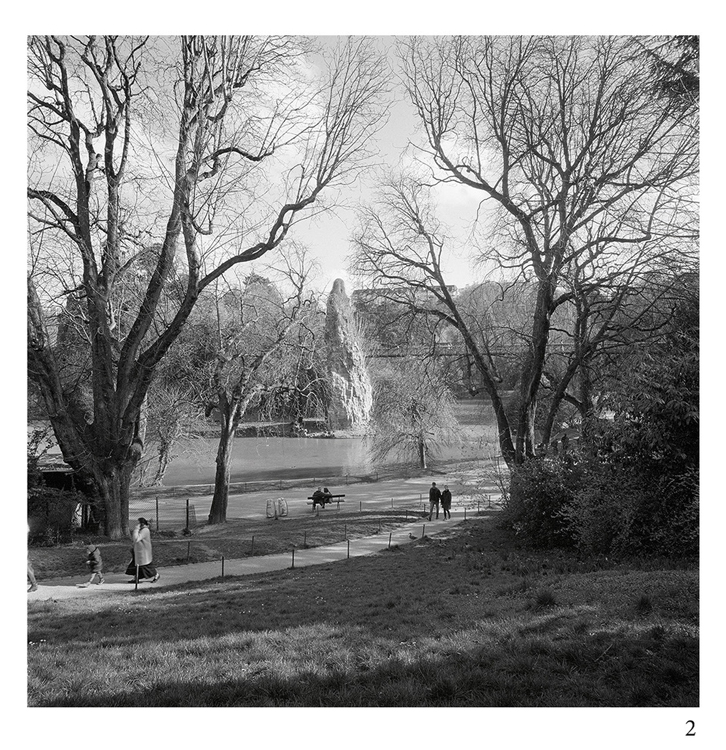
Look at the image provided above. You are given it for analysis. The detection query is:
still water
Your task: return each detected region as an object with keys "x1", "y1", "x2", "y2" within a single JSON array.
[{"x1": 159, "y1": 435, "x2": 488, "y2": 486}]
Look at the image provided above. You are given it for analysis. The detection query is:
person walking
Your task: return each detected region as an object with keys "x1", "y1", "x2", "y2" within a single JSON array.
[
  {"x1": 126, "y1": 518, "x2": 159, "y2": 583},
  {"x1": 441, "y1": 485, "x2": 452, "y2": 520},
  {"x1": 78, "y1": 542, "x2": 105, "y2": 587},
  {"x1": 27, "y1": 524, "x2": 38, "y2": 593},
  {"x1": 428, "y1": 482, "x2": 441, "y2": 521},
  {"x1": 27, "y1": 560, "x2": 38, "y2": 592}
]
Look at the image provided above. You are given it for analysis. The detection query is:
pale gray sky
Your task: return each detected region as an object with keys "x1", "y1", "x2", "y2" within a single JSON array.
[{"x1": 295, "y1": 38, "x2": 484, "y2": 295}]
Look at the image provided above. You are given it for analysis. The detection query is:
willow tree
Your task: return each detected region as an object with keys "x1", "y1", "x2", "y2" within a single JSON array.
[
  {"x1": 353, "y1": 35, "x2": 697, "y2": 466},
  {"x1": 368, "y1": 359, "x2": 458, "y2": 470},
  {"x1": 27, "y1": 35, "x2": 387, "y2": 538}
]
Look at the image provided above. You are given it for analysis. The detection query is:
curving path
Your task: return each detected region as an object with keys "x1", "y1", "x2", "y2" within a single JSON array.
[{"x1": 27, "y1": 513, "x2": 474, "y2": 602}]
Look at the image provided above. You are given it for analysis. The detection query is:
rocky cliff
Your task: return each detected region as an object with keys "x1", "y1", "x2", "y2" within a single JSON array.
[{"x1": 324, "y1": 279, "x2": 372, "y2": 430}]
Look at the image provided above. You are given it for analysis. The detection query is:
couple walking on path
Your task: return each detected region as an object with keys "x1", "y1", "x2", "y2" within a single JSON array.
[{"x1": 428, "y1": 482, "x2": 452, "y2": 521}]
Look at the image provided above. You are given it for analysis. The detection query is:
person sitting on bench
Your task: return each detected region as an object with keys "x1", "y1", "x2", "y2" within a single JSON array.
[{"x1": 311, "y1": 487, "x2": 326, "y2": 510}]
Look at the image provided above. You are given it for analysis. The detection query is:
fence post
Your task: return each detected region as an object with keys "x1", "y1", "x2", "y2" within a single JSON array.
[
  {"x1": 135, "y1": 565, "x2": 139, "y2": 591},
  {"x1": 388, "y1": 532, "x2": 392, "y2": 549},
  {"x1": 291, "y1": 548, "x2": 295, "y2": 569},
  {"x1": 155, "y1": 496, "x2": 159, "y2": 531},
  {"x1": 359, "y1": 500, "x2": 362, "y2": 513},
  {"x1": 221, "y1": 555, "x2": 225, "y2": 578},
  {"x1": 347, "y1": 539, "x2": 350, "y2": 559},
  {"x1": 422, "y1": 524, "x2": 426, "y2": 539},
  {"x1": 186, "y1": 498, "x2": 190, "y2": 530}
]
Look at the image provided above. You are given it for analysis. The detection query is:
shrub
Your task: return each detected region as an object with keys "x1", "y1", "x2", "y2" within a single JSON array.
[
  {"x1": 504, "y1": 451, "x2": 698, "y2": 559},
  {"x1": 560, "y1": 460, "x2": 698, "y2": 559},
  {"x1": 502, "y1": 457, "x2": 580, "y2": 549}
]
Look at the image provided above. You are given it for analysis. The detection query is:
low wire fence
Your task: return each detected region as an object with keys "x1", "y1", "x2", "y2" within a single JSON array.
[
  {"x1": 129, "y1": 487, "x2": 503, "y2": 533},
  {"x1": 116, "y1": 492, "x2": 505, "y2": 576}
]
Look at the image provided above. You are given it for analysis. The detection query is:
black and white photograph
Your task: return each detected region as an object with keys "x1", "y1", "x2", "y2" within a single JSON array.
[{"x1": 13, "y1": 1, "x2": 718, "y2": 744}]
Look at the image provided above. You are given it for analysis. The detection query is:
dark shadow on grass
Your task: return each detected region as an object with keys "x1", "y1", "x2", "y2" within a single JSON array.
[
  {"x1": 28, "y1": 521, "x2": 699, "y2": 708},
  {"x1": 32, "y1": 624, "x2": 699, "y2": 707}
]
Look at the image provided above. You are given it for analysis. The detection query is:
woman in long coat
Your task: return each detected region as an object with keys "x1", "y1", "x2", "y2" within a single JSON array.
[{"x1": 126, "y1": 518, "x2": 159, "y2": 582}]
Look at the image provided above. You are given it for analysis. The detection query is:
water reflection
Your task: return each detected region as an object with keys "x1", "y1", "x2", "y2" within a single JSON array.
[{"x1": 160, "y1": 435, "x2": 485, "y2": 486}]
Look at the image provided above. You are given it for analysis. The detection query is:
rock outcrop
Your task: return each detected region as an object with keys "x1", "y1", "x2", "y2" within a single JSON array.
[{"x1": 324, "y1": 279, "x2": 372, "y2": 431}]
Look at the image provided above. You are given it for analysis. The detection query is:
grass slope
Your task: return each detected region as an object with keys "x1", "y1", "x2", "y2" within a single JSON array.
[{"x1": 27, "y1": 515, "x2": 697, "y2": 707}]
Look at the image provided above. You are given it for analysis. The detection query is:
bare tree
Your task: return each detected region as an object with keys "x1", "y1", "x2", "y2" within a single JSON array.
[
  {"x1": 352, "y1": 176, "x2": 521, "y2": 463},
  {"x1": 27, "y1": 35, "x2": 387, "y2": 538},
  {"x1": 368, "y1": 358, "x2": 459, "y2": 470},
  {"x1": 197, "y1": 251, "x2": 318, "y2": 525},
  {"x1": 353, "y1": 35, "x2": 697, "y2": 466},
  {"x1": 143, "y1": 384, "x2": 204, "y2": 488}
]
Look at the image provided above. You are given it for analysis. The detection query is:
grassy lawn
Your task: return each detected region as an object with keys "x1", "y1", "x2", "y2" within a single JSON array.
[{"x1": 27, "y1": 514, "x2": 698, "y2": 707}]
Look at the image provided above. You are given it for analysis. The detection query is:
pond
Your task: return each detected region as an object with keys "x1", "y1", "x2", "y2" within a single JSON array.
[
  {"x1": 155, "y1": 399, "x2": 501, "y2": 486},
  {"x1": 157, "y1": 434, "x2": 493, "y2": 486},
  {"x1": 35, "y1": 398, "x2": 500, "y2": 488}
]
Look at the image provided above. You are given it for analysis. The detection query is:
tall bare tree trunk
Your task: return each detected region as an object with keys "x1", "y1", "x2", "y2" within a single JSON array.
[
  {"x1": 208, "y1": 405, "x2": 237, "y2": 525},
  {"x1": 92, "y1": 462, "x2": 135, "y2": 539}
]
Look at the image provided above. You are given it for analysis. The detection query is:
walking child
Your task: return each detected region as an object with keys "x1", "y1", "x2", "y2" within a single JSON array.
[{"x1": 78, "y1": 542, "x2": 104, "y2": 587}]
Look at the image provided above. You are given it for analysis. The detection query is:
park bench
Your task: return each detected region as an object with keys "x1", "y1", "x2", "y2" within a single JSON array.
[{"x1": 307, "y1": 494, "x2": 345, "y2": 509}]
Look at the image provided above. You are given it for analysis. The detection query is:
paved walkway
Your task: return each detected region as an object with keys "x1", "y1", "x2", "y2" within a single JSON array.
[
  {"x1": 129, "y1": 473, "x2": 493, "y2": 528},
  {"x1": 27, "y1": 514, "x2": 471, "y2": 602}
]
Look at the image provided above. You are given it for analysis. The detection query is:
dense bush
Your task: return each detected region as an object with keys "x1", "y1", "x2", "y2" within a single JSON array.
[
  {"x1": 503, "y1": 458, "x2": 581, "y2": 549},
  {"x1": 559, "y1": 461, "x2": 698, "y2": 558},
  {"x1": 503, "y1": 455, "x2": 698, "y2": 559}
]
